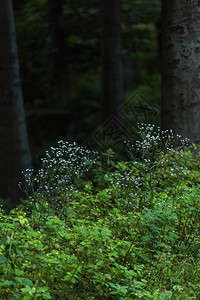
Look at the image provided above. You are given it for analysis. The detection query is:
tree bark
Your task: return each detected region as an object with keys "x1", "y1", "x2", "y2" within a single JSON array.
[
  {"x1": 161, "y1": 0, "x2": 200, "y2": 143},
  {"x1": 47, "y1": 0, "x2": 71, "y2": 109},
  {"x1": 0, "y1": 0, "x2": 32, "y2": 204},
  {"x1": 101, "y1": 0, "x2": 124, "y2": 126}
]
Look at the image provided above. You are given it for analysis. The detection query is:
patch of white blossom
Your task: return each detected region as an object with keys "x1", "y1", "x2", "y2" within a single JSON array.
[{"x1": 23, "y1": 140, "x2": 98, "y2": 203}]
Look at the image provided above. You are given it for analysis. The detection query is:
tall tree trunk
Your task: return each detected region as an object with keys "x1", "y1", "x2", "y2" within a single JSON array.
[
  {"x1": 101, "y1": 0, "x2": 124, "y2": 127},
  {"x1": 161, "y1": 0, "x2": 200, "y2": 143},
  {"x1": 0, "y1": 0, "x2": 32, "y2": 204},
  {"x1": 47, "y1": 0, "x2": 71, "y2": 109}
]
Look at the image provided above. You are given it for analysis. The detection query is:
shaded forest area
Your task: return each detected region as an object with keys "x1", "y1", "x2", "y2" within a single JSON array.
[
  {"x1": 14, "y1": 0, "x2": 161, "y2": 163},
  {"x1": 2, "y1": 2, "x2": 200, "y2": 298}
]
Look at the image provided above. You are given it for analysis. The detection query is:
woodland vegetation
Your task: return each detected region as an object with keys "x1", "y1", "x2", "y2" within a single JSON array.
[
  {"x1": 1, "y1": 127, "x2": 200, "y2": 299},
  {"x1": 0, "y1": 0, "x2": 200, "y2": 299}
]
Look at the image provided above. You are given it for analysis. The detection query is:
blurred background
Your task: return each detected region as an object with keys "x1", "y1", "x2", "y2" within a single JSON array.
[{"x1": 13, "y1": 0, "x2": 161, "y2": 165}]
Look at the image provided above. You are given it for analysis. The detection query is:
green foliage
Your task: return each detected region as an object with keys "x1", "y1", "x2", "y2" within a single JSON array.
[{"x1": 1, "y1": 126, "x2": 200, "y2": 299}]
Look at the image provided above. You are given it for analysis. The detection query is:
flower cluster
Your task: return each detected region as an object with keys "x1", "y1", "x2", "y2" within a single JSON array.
[
  {"x1": 38, "y1": 141, "x2": 97, "y2": 187},
  {"x1": 126, "y1": 123, "x2": 191, "y2": 163},
  {"x1": 104, "y1": 163, "x2": 144, "y2": 208},
  {"x1": 22, "y1": 168, "x2": 34, "y2": 188},
  {"x1": 23, "y1": 140, "x2": 98, "y2": 210},
  {"x1": 105, "y1": 124, "x2": 192, "y2": 209}
]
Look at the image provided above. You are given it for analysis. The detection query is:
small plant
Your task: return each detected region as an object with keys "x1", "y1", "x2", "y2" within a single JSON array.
[{"x1": 21, "y1": 140, "x2": 98, "y2": 216}]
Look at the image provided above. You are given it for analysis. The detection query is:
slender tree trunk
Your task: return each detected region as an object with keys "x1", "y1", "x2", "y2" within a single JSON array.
[
  {"x1": 0, "y1": 0, "x2": 31, "y2": 204},
  {"x1": 47, "y1": 0, "x2": 71, "y2": 109},
  {"x1": 161, "y1": 0, "x2": 200, "y2": 143},
  {"x1": 101, "y1": 0, "x2": 124, "y2": 126}
]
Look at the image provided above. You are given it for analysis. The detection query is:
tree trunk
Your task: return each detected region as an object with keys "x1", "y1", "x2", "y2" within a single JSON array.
[
  {"x1": 47, "y1": 0, "x2": 71, "y2": 109},
  {"x1": 0, "y1": 0, "x2": 32, "y2": 204},
  {"x1": 100, "y1": 0, "x2": 124, "y2": 126},
  {"x1": 161, "y1": 0, "x2": 200, "y2": 143}
]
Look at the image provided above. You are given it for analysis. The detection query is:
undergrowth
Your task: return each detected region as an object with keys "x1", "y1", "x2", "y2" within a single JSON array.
[{"x1": 0, "y1": 124, "x2": 200, "y2": 299}]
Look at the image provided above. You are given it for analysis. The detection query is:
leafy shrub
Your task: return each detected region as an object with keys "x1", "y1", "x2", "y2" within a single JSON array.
[{"x1": 1, "y1": 126, "x2": 200, "y2": 299}]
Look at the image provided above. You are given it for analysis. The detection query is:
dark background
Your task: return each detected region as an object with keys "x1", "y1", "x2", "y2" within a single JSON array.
[{"x1": 14, "y1": 0, "x2": 161, "y2": 165}]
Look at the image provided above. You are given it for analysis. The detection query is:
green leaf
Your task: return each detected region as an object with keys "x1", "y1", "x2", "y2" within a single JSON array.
[
  {"x1": 0, "y1": 280, "x2": 16, "y2": 287},
  {"x1": 160, "y1": 291, "x2": 172, "y2": 299},
  {"x1": 0, "y1": 256, "x2": 7, "y2": 263},
  {"x1": 35, "y1": 202, "x2": 40, "y2": 210},
  {"x1": 0, "y1": 237, "x2": 8, "y2": 245},
  {"x1": 16, "y1": 277, "x2": 33, "y2": 287},
  {"x1": 22, "y1": 295, "x2": 32, "y2": 300},
  {"x1": 16, "y1": 249, "x2": 24, "y2": 258},
  {"x1": 105, "y1": 274, "x2": 112, "y2": 280},
  {"x1": 21, "y1": 286, "x2": 32, "y2": 292},
  {"x1": 43, "y1": 292, "x2": 52, "y2": 299}
]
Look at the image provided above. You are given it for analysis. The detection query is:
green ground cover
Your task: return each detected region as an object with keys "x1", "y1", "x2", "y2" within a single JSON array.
[{"x1": 1, "y1": 125, "x2": 200, "y2": 299}]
